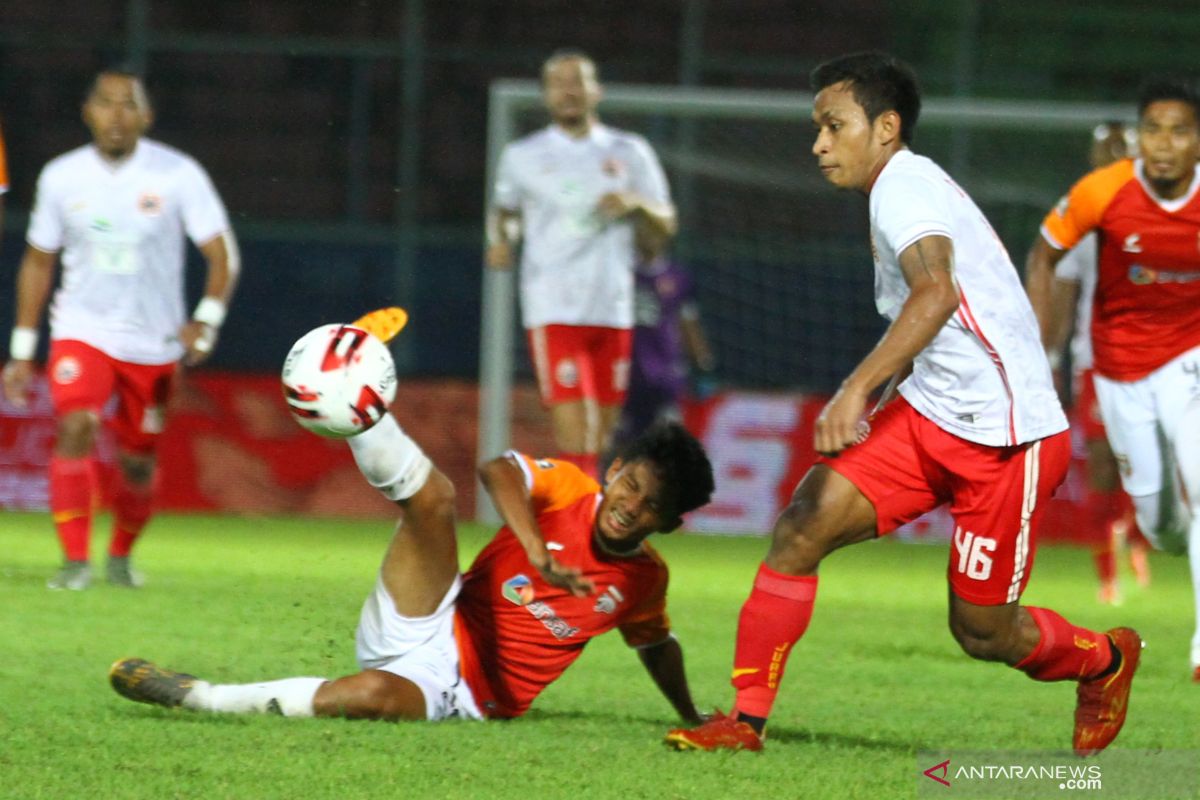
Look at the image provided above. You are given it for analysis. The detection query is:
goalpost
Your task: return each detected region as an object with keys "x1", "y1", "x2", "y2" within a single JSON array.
[{"x1": 476, "y1": 79, "x2": 1130, "y2": 521}]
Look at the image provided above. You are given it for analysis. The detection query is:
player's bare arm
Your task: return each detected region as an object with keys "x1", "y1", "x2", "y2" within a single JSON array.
[
  {"x1": 2, "y1": 245, "x2": 58, "y2": 407},
  {"x1": 478, "y1": 454, "x2": 596, "y2": 596},
  {"x1": 637, "y1": 637, "x2": 703, "y2": 724},
  {"x1": 814, "y1": 234, "x2": 960, "y2": 455},
  {"x1": 484, "y1": 208, "x2": 522, "y2": 270},
  {"x1": 179, "y1": 233, "x2": 238, "y2": 367},
  {"x1": 1023, "y1": 235, "x2": 1067, "y2": 346}
]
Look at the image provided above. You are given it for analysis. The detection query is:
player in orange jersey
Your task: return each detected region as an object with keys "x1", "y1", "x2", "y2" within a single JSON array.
[
  {"x1": 0, "y1": 117, "x2": 8, "y2": 239},
  {"x1": 1027, "y1": 77, "x2": 1200, "y2": 680},
  {"x1": 109, "y1": 410, "x2": 713, "y2": 724},
  {"x1": 1040, "y1": 122, "x2": 1151, "y2": 606}
]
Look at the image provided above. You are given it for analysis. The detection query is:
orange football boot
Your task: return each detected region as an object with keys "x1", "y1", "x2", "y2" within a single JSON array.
[{"x1": 351, "y1": 307, "x2": 409, "y2": 344}]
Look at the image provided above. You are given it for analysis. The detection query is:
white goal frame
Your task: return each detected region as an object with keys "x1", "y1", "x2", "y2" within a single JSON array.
[{"x1": 476, "y1": 79, "x2": 1130, "y2": 521}]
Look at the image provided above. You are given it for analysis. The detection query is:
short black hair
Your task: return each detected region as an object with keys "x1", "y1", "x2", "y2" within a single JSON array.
[
  {"x1": 617, "y1": 421, "x2": 714, "y2": 520},
  {"x1": 1137, "y1": 75, "x2": 1200, "y2": 121},
  {"x1": 87, "y1": 64, "x2": 150, "y2": 105},
  {"x1": 810, "y1": 51, "x2": 922, "y2": 144}
]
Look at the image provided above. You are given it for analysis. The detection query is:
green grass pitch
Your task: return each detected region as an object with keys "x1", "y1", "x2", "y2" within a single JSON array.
[{"x1": 1, "y1": 511, "x2": 1197, "y2": 799}]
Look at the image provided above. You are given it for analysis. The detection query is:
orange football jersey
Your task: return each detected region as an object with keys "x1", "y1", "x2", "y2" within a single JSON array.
[
  {"x1": 1041, "y1": 159, "x2": 1200, "y2": 381},
  {"x1": 455, "y1": 453, "x2": 671, "y2": 719},
  {"x1": 0, "y1": 120, "x2": 8, "y2": 191}
]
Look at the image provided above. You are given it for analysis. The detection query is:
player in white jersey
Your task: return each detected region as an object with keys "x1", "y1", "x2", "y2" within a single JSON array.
[
  {"x1": 667, "y1": 51, "x2": 1139, "y2": 757},
  {"x1": 1, "y1": 68, "x2": 239, "y2": 591},
  {"x1": 1043, "y1": 123, "x2": 1150, "y2": 605},
  {"x1": 485, "y1": 50, "x2": 676, "y2": 478}
]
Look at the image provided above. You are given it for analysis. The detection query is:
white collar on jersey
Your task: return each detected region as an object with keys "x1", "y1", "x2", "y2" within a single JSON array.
[
  {"x1": 1134, "y1": 158, "x2": 1200, "y2": 213},
  {"x1": 89, "y1": 140, "x2": 146, "y2": 173},
  {"x1": 547, "y1": 122, "x2": 614, "y2": 147}
]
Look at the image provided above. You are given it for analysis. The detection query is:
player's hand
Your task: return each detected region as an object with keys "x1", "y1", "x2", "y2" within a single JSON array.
[
  {"x1": 1, "y1": 360, "x2": 35, "y2": 408},
  {"x1": 532, "y1": 553, "x2": 596, "y2": 597},
  {"x1": 179, "y1": 321, "x2": 217, "y2": 367},
  {"x1": 596, "y1": 192, "x2": 638, "y2": 221},
  {"x1": 485, "y1": 241, "x2": 514, "y2": 270},
  {"x1": 814, "y1": 383, "x2": 870, "y2": 456}
]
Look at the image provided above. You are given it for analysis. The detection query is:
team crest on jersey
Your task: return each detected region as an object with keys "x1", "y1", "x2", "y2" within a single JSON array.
[
  {"x1": 52, "y1": 356, "x2": 82, "y2": 385},
  {"x1": 555, "y1": 358, "x2": 579, "y2": 389},
  {"x1": 601, "y1": 158, "x2": 625, "y2": 178},
  {"x1": 137, "y1": 192, "x2": 163, "y2": 216},
  {"x1": 535, "y1": 459, "x2": 556, "y2": 470},
  {"x1": 502, "y1": 573, "x2": 536, "y2": 606},
  {"x1": 593, "y1": 585, "x2": 625, "y2": 614}
]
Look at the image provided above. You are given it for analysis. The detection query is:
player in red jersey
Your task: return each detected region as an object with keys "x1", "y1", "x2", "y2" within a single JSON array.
[
  {"x1": 1027, "y1": 77, "x2": 1200, "y2": 678},
  {"x1": 1041, "y1": 122, "x2": 1150, "y2": 605},
  {"x1": 109, "y1": 408, "x2": 714, "y2": 725},
  {"x1": 666, "y1": 52, "x2": 1138, "y2": 756}
]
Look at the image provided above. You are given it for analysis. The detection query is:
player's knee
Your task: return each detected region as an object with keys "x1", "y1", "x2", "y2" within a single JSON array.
[
  {"x1": 318, "y1": 672, "x2": 426, "y2": 721},
  {"x1": 767, "y1": 499, "x2": 831, "y2": 572},
  {"x1": 56, "y1": 411, "x2": 100, "y2": 455},
  {"x1": 949, "y1": 618, "x2": 1012, "y2": 663},
  {"x1": 119, "y1": 454, "x2": 156, "y2": 486}
]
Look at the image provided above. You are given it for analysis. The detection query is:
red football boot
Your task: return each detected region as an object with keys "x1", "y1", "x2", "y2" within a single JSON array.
[
  {"x1": 1074, "y1": 627, "x2": 1143, "y2": 756},
  {"x1": 665, "y1": 710, "x2": 764, "y2": 752}
]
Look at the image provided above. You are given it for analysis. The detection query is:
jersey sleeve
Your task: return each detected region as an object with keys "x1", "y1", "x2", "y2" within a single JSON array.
[
  {"x1": 26, "y1": 165, "x2": 64, "y2": 253},
  {"x1": 870, "y1": 170, "x2": 954, "y2": 257},
  {"x1": 1040, "y1": 160, "x2": 1134, "y2": 251},
  {"x1": 492, "y1": 145, "x2": 522, "y2": 211},
  {"x1": 0, "y1": 122, "x2": 9, "y2": 193},
  {"x1": 627, "y1": 136, "x2": 672, "y2": 207},
  {"x1": 617, "y1": 563, "x2": 671, "y2": 648},
  {"x1": 506, "y1": 451, "x2": 599, "y2": 513},
  {"x1": 178, "y1": 159, "x2": 231, "y2": 246}
]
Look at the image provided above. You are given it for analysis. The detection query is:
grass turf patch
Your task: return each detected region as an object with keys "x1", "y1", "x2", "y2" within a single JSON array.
[{"x1": 0, "y1": 511, "x2": 1196, "y2": 799}]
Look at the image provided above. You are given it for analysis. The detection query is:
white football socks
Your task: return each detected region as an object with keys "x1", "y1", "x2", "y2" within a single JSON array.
[
  {"x1": 348, "y1": 413, "x2": 433, "y2": 501},
  {"x1": 183, "y1": 677, "x2": 326, "y2": 717}
]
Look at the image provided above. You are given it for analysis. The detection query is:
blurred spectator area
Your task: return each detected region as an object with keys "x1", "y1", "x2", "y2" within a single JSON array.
[{"x1": 1, "y1": 0, "x2": 1199, "y2": 382}]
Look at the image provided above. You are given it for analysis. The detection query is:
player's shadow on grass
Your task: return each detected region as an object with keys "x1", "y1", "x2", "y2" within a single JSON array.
[{"x1": 524, "y1": 709, "x2": 922, "y2": 753}]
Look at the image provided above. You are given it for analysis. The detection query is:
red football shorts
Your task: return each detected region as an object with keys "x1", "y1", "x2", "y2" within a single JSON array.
[
  {"x1": 48, "y1": 339, "x2": 178, "y2": 454},
  {"x1": 1071, "y1": 368, "x2": 1107, "y2": 443},
  {"x1": 820, "y1": 397, "x2": 1070, "y2": 605},
  {"x1": 527, "y1": 324, "x2": 632, "y2": 406}
]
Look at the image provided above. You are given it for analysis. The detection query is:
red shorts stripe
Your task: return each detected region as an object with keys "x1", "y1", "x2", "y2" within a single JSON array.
[{"x1": 820, "y1": 397, "x2": 1070, "y2": 605}]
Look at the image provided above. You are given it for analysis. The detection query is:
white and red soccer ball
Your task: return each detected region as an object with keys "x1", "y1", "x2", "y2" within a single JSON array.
[{"x1": 281, "y1": 323, "x2": 397, "y2": 438}]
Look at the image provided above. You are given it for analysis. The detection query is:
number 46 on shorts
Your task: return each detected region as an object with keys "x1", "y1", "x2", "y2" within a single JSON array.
[{"x1": 954, "y1": 527, "x2": 997, "y2": 581}]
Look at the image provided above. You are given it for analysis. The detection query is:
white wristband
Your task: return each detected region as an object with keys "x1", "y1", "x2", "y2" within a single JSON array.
[
  {"x1": 9, "y1": 328, "x2": 37, "y2": 361},
  {"x1": 193, "y1": 297, "x2": 227, "y2": 328}
]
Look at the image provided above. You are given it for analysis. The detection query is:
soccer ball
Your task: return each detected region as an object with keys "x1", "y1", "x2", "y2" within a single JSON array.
[{"x1": 281, "y1": 323, "x2": 397, "y2": 438}]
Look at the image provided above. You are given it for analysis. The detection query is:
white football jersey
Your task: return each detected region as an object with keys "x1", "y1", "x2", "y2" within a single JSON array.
[
  {"x1": 493, "y1": 123, "x2": 672, "y2": 329},
  {"x1": 27, "y1": 139, "x2": 230, "y2": 364},
  {"x1": 870, "y1": 150, "x2": 1067, "y2": 446},
  {"x1": 1052, "y1": 232, "x2": 1097, "y2": 372}
]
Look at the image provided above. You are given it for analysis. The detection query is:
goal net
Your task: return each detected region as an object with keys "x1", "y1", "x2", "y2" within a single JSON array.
[{"x1": 477, "y1": 80, "x2": 1129, "y2": 520}]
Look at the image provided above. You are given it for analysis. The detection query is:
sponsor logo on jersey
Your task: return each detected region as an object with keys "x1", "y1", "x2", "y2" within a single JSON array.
[
  {"x1": 525, "y1": 600, "x2": 580, "y2": 640},
  {"x1": 601, "y1": 157, "x2": 625, "y2": 178},
  {"x1": 502, "y1": 573, "x2": 535, "y2": 606},
  {"x1": 137, "y1": 192, "x2": 163, "y2": 216},
  {"x1": 535, "y1": 459, "x2": 556, "y2": 470},
  {"x1": 1122, "y1": 233, "x2": 1142, "y2": 253},
  {"x1": 593, "y1": 585, "x2": 625, "y2": 614},
  {"x1": 1127, "y1": 264, "x2": 1200, "y2": 285},
  {"x1": 52, "y1": 356, "x2": 82, "y2": 385}
]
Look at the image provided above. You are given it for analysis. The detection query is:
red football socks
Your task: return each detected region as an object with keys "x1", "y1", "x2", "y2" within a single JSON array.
[
  {"x1": 1015, "y1": 606, "x2": 1114, "y2": 682},
  {"x1": 730, "y1": 564, "x2": 819, "y2": 721},
  {"x1": 110, "y1": 476, "x2": 153, "y2": 557},
  {"x1": 49, "y1": 455, "x2": 97, "y2": 562}
]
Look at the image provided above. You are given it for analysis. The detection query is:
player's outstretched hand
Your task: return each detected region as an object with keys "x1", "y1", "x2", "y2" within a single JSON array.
[
  {"x1": 533, "y1": 554, "x2": 596, "y2": 597},
  {"x1": 814, "y1": 384, "x2": 869, "y2": 456},
  {"x1": 179, "y1": 321, "x2": 217, "y2": 367},
  {"x1": 1, "y1": 360, "x2": 35, "y2": 408}
]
